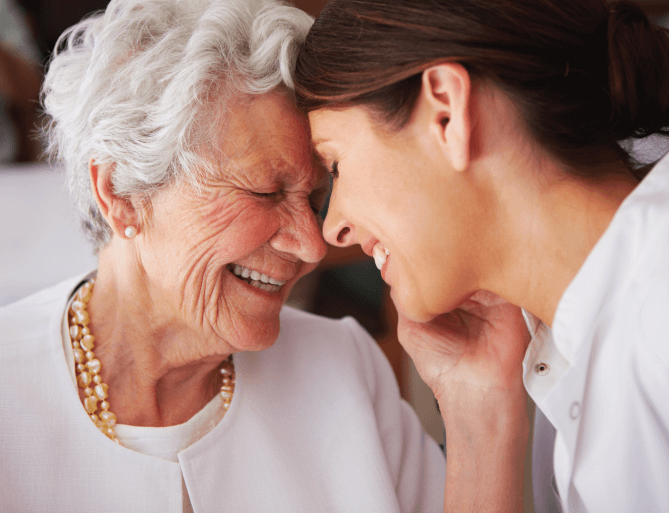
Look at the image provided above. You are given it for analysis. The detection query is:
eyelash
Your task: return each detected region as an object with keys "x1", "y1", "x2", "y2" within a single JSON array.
[
  {"x1": 253, "y1": 190, "x2": 282, "y2": 199},
  {"x1": 330, "y1": 161, "x2": 339, "y2": 180},
  {"x1": 255, "y1": 189, "x2": 323, "y2": 217}
]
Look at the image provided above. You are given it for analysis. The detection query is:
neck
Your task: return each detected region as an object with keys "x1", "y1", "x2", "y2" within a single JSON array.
[
  {"x1": 487, "y1": 160, "x2": 638, "y2": 328},
  {"x1": 84, "y1": 248, "x2": 232, "y2": 427},
  {"x1": 467, "y1": 86, "x2": 640, "y2": 328}
]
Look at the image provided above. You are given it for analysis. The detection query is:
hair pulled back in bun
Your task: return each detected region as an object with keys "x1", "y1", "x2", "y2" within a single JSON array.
[
  {"x1": 294, "y1": 0, "x2": 669, "y2": 178},
  {"x1": 607, "y1": 2, "x2": 669, "y2": 141}
]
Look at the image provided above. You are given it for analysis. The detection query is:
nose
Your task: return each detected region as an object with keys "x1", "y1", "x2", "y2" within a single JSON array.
[
  {"x1": 322, "y1": 189, "x2": 357, "y2": 247},
  {"x1": 269, "y1": 201, "x2": 328, "y2": 263}
]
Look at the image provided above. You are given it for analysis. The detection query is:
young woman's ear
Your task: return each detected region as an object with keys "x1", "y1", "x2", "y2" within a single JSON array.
[
  {"x1": 419, "y1": 63, "x2": 472, "y2": 172},
  {"x1": 89, "y1": 158, "x2": 139, "y2": 239}
]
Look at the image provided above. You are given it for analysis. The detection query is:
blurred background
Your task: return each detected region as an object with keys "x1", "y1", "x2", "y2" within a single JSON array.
[{"x1": 2, "y1": 1, "x2": 669, "y2": 510}]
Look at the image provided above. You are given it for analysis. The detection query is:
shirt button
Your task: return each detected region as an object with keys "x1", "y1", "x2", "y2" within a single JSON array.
[
  {"x1": 534, "y1": 362, "x2": 550, "y2": 376},
  {"x1": 570, "y1": 402, "x2": 581, "y2": 420}
]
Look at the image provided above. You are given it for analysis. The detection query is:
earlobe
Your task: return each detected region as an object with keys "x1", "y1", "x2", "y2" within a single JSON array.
[
  {"x1": 89, "y1": 158, "x2": 139, "y2": 239},
  {"x1": 421, "y1": 63, "x2": 472, "y2": 172}
]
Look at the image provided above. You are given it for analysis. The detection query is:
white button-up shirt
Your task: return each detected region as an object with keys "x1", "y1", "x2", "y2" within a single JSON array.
[{"x1": 523, "y1": 155, "x2": 669, "y2": 513}]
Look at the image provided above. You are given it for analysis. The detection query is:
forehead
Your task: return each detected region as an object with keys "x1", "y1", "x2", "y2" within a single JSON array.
[
  {"x1": 309, "y1": 106, "x2": 379, "y2": 149},
  {"x1": 216, "y1": 91, "x2": 315, "y2": 183}
]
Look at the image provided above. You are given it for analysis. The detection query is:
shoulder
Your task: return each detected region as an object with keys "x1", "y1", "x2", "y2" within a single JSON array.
[
  {"x1": 279, "y1": 306, "x2": 370, "y2": 343},
  {"x1": 631, "y1": 277, "x2": 669, "y2": 370},
  {"x1": 0, "y1": 274, "x2": 86, "y2": 351},
  {"x1": 623, "y1": 155, "x2": 669, "y2": 263},
  {"x1": 619, "y1": 210, "x2": 669, "y2": 368},
  {"x1": 605, "y1": 161, "x2": 669, "y2": 365},
  {"x1": 275, "y1": 307, "x2": 395, "y2": 396},
  {"x1": 278, "y1": 306, "x2": 380, "y2": 360}
]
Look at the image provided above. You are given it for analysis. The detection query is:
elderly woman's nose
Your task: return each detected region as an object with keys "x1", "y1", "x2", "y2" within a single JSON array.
[
  {"x1": 302, "y1": 215, "x2": 328, "y2": 263},
  {"x1": 270, "y1": 205, "x2": 327, "y2": 263}
]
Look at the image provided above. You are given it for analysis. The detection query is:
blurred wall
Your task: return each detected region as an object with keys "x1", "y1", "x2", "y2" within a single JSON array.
[{"x1": 290, "y1": 0, "x2": 327, "y2": 16}]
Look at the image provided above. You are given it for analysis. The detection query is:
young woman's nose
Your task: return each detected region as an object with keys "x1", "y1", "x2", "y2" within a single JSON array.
[{"x1": 322, "y1": 193, "x2": 356, "y2": 247}]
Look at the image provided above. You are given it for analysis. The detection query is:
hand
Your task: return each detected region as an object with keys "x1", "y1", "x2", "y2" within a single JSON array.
[
  {"x1": 397, "y1": 290, "x2": 530, "y2": 403},
  {"x1": 398, "y1": 291, "x2": 531, "y2": 513}
]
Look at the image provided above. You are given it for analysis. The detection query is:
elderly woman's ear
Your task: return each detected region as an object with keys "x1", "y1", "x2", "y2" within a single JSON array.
[{"x1": 89, "y1": 158, "x2": 140, "y2": 240}]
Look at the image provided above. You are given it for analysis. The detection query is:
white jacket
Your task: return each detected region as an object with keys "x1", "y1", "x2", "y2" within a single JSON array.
[{"x1": 0, "y1": 275, "x2": 445, "y2": 512}]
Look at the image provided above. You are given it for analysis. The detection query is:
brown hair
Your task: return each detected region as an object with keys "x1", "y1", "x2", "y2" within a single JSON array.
[{"x1": 294, "y1": 0, "x2": 669, "y2": 177}]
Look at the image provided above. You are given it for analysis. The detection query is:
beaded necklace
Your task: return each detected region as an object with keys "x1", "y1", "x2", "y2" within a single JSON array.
[{"x1": 67, "y1": 279, "x2": 235, "y2": 443}]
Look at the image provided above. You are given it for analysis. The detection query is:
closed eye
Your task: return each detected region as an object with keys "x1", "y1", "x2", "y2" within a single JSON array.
[{"x1": 252, "y1": 190, "x2": 283, "y2": 199}]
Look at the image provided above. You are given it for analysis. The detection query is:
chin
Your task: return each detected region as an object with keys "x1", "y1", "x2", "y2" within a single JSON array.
[
  {"x1": 390, "y1": 287, "x2": 435, "y2": 323},
  {"x1": 244, "y1": 307, "x2": 284, "y2": 343},
  {"x1": 220, "y1": 314, "x2": 282, "y2": 353},
  {"x1": 212, "y1": 304, "x2": 284, "y2": 354}
]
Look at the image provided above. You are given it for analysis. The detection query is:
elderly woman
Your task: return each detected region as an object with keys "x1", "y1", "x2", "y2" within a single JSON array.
[{"x1": 0, "y1": 0, "x2": 446, "y2": 511}]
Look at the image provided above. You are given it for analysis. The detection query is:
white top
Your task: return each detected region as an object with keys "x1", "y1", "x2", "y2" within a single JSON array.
[
  {"x1": 61, "y1": 288, "x2": 224, "y2": 513},
  {"x1": 115, "y1": 397, "x2": 224, "y2": 513},
  {"x1": 0, "y1": 274, "x2": 446, "y2": 512},
  {"x1": 523, "y1": 154, "x2": 669, "y2": 513}
]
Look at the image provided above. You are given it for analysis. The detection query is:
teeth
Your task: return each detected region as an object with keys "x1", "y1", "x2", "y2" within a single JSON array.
[
  {"x1": 372, "y1": 243, "x2": 389, "y2": 270},
  {"x1": 227, "y1": 264, "x2": 287, "y2": 287}
]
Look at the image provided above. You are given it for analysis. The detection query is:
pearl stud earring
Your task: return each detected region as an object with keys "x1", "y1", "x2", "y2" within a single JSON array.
[{"x1": 124, "y1": 226, "x2": 137, "y2": 239}]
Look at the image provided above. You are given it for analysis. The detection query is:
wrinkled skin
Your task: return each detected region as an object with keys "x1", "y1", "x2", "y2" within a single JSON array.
[
  {"x1": 397, "y1": 291, "x2": 530, "y2": 403},
  {"x1": 88, "y1": 90, "x2": 329, "y2": 426},
  {"x1": 133, "y1": 91, "x2": 329, "y2": 359}
]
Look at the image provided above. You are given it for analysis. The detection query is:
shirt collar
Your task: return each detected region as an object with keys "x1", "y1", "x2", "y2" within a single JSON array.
[{"x1": 552, "y1": 153, "x2": 669, "y2": 361}]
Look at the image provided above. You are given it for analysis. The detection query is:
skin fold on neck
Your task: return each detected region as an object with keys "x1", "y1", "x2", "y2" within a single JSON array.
[{"x1": 84, "y1": 246, "x2": 232, "y2": 428}]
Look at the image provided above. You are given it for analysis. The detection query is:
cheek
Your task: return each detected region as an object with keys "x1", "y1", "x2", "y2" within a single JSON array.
[
  {"x1": 189, "y1": 197, "x2": 280, "y2": 264},
  {"x1": 397, "y1": 230, "x2": 474, "y2": 319},
  {"x1": 383, "y1": 212, "x2": 460, "y2": 317},
  {"x1": 143, "y1": 197, "x2": 282, "y2": 298}
]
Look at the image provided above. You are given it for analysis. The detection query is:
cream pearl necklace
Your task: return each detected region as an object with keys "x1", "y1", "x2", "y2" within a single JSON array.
[{"x1": 68, "y1": 279, "x2": 236, "y2": 443}]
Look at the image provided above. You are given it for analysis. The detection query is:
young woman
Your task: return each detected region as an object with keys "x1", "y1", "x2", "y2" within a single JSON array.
[{"x1": 294, "y1": 1, "x2": 669, "y2": 512}]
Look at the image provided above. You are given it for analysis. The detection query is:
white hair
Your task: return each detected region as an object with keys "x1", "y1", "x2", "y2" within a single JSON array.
[{"x1": 41, "y1": 0, "x2": 313, "y2": 249}]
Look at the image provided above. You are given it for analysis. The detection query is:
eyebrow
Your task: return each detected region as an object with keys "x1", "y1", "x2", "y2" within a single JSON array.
[
  {"x1": 311, "y1": 138, "x2": 329, "y2": 148},
  {"x1": 311, "y1": 148, "x2": 328, "y2": 168},
  {"x1": 244, "y1": 159, "x2": 328, "y2": 189},
  {"x1": 208, "y1": 161, "x2": 285, "y2": 187},
  {"x1": 229, "y1": 158, "x2": 292, "y2": 176}
]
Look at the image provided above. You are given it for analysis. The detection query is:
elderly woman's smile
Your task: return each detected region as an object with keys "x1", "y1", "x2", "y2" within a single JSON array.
[{"x1": 227, "y1": 264, "x2": 287, "y2": 291}]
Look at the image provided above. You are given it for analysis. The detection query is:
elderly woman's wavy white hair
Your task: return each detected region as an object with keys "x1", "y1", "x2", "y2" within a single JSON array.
[{"x1": 41, "y1": 0, "x2": 313, "y2": 249}]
